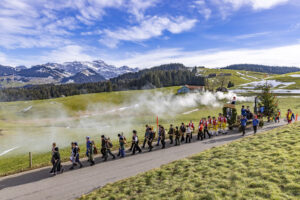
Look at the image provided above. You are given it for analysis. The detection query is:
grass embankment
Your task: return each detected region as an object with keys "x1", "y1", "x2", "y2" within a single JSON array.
[
  {"x1": 267, "y1": 72, "x2": 300, "y2": 89},
  {"x1": 198, "y1": 68, "x2": 268, "y2": 88},
  {"x1": 80, "y1": 122, "x2": 300, "y2": 200}
]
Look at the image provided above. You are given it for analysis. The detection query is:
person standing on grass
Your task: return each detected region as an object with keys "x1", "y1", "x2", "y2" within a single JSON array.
[
  {"x1": 118, "y1": 133, "x2": 126, "y2": 158},
  {"x1": 240, "y1": 115, "x2": 248, "y2": 136},
  {"x1": 132, "y1": 130, "x2": 142, "y2": 155},
  {"x1": 148, "y1": 127, "x2": 154, "y2": 151},
  {"x1": 168, "y1": 124, "x2": 175, "y2": 144},
  {"x1": 142, "y1": 125, "x2": 149, "y2": 148},
  {"x1": 180, "y1": 122, "x2": 186, "y2": 142},
  {"x1": 50, "y1": 142, "x2": 56, "y2": 173},
  {"x1": 106, "y1": 137, "x2": 116, "y2": 159},
  {"x1": 252, "y1": 116, "x2": 259, "y2": 134},
  {"x1": 101, "y1": 135, "x2": 108, "y2": 161},
  {"x1": 175, "y1": 126, "x2": 180, "y2": 146}
]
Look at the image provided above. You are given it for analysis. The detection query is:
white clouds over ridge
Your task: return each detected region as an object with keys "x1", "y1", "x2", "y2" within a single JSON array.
[{"x1": 108, "y1": 43, "x2": 300, "y2": 68}]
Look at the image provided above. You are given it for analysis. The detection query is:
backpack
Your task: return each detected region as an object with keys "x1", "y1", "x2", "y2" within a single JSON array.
[
  {"x1": 93, "y1": 147, "x2": 98, "y2": 154},
  {"x1": 108, "y1": 141, "x2": 113, "y2": 148}
]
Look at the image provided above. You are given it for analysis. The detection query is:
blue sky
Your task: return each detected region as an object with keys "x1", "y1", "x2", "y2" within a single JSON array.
[{"x1": 0, "y1": 0, "x2": 300, "y2": 68}]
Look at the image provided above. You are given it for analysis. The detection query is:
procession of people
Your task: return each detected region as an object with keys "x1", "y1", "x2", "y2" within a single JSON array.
[{"x1": 50, "y1": 108, "x2": 296, "y2": 175}]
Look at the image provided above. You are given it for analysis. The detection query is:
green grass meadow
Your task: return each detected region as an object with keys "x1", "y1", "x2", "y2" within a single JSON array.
[{"x1": 80, "y1": 122, "x2": 300, "y2": 200}]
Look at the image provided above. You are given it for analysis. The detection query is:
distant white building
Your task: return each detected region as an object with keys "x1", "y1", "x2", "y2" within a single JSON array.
[{"x1": 177, "y1": 85, "x2": 206, "y2": 94}]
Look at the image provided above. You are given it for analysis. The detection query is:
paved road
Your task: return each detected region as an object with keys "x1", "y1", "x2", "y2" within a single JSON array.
[{"x1": 0, "y1": 121, "x2": 285, "y2": 200}]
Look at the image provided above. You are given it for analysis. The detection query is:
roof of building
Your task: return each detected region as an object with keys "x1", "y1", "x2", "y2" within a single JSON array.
[{"x1": 184, "y1": 85, "x2": 205, "y2": 90}]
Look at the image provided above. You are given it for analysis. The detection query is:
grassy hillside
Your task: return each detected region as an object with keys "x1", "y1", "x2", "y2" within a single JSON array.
[
  {"x1": 267, "y1": 72, "x2": 300, "y2": 89},
  {"x1": 198, "y1": 68, "x2": 269, "y2": 88},
  {"x1": 80, "y1": 122, "x2": 300, "y2": 200}
]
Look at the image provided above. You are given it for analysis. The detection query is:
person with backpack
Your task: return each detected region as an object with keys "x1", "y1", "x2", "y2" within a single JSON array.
[
  {"x1": 286, "y1": 109, "x2": 295, "y2": 124},
  {"x1": 86, "y1": 137, "x2": 95, "y2": 166},
  {"x1": 160, "y1": 126, "x2": 166, "y2": 149},
  {"x1": 180, "y1": 123, "x2": 186, "y2": 142},
  {"x1": 168, "y1": 124, "x2": 175, "y2": 144},
  {"x1": 106, "y1": 137, "x2": 116, "y2": 159},
  {"x1": 252, "y1": 116, "x2": 259, "y2": 134},
  {"x1": 70, "y1": 142, "x2": 83, "y2": 169},
  {"x1": 118, "y1": 133, "x2": 126, "y2": 157},
  {"x1": 240, "y1": 115, "x2": 248, "y2": 136},
  {"x1": 148, "y1": 127, "x2": 154, "y2": 151},
  {"x1": 142, "y1": 125, "x2": 150, "y2": 148},
  {"x1": 101, "y1": 135, "x2": 108, "y2": 161},
  {"x1": 50, "y1": 147, "x2": 63, "y2": 175},
  {"x1": 132, "y1": 130, "x2": 142, "y2": 155},
  {"x1": 175, "y1": 126, "x2": 180, "y2": 146}
]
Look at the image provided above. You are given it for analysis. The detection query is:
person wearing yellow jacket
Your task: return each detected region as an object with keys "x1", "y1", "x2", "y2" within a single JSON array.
[{"x1": 286, "y1": 109, "x2": 295, "y2": 124}]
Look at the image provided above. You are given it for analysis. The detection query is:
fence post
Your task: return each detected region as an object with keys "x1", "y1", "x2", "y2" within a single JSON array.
[{"x1": 29, "y1": 152, "x2": 32, "y2": 168}]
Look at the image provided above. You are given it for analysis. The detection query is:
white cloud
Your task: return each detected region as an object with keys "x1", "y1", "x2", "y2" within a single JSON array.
[
  {"x1": 41, "y1": 45, "x2": 94, "y2": 64},
  {"x1": 193, "y1": 0, "x2": 212, "y2": 20},
  {"x1": 210, "y1": 0, "x2": 290, "y2": 19},
  {"x1": 0, "y1": 0, "x2": 159, "y2": 49},
  {"x1": 224, "y1": 0, "x2": 289, "y2": 10},
  {"x1": 100, "y1": 16, "x2": 197, "y2": 48},
  {"x1": 108, "y1": 43, "x2": 300, "y2": 68}
]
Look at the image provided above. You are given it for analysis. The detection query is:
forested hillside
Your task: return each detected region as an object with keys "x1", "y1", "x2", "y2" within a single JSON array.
[
  {"x1": 224, "y1": 64, "x2": 300, "y2": 74},
  {"x1": 0, "y1": 64, "x2": 204, "y2": 102}
]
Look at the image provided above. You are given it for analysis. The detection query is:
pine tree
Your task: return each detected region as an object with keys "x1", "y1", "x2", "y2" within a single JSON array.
[{"x1": 258, "y1": 82, "x2": 278, "y2": 119}]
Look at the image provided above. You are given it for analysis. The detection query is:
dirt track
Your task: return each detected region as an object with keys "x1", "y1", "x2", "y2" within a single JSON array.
[{"x1": 0, "y1": 121, "x2": 285, "y2": 200}]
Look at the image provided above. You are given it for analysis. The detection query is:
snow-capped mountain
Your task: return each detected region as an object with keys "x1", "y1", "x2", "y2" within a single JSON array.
[
  {"x1": 17, "y1": 65, "x2": 71, "y2": 80},
  {"x1": 61, "y1": 68, "x2": 106, "y2": 84},
  {"x1": 52, "y1": 60, "x2": 139, "y2": 79},
  {"x1": 0, "y1": 60, "x2": 139, "y2": 86}
]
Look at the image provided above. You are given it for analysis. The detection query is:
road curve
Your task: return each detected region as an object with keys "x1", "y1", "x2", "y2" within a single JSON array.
[{"x1": 0, "y1": 121, "x2": 285, "y2": 200}]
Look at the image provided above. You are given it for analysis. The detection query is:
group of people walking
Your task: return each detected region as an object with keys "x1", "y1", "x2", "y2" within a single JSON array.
[
  {"x1": 49, "y1": 113, "x2": 231, "y2": 175},
  {"x1": 49, "y1": 107, "x2": 296, "y2": 175}
]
